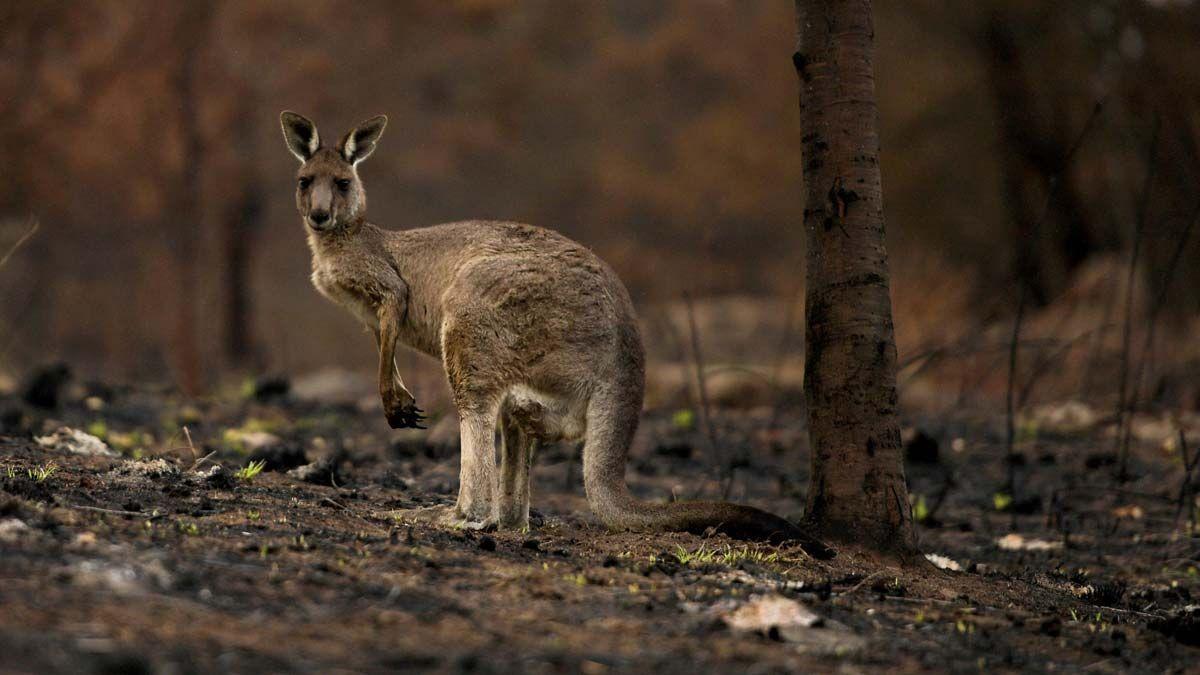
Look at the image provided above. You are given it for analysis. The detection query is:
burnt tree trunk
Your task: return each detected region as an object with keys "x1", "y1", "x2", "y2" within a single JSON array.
[
  {"x1": 983, "y1": 10, "x2": 1099, "y2": 307},
  {"x1": 222, "y1": 183, "x2": 262, "y2": 370},
  {"x1": 793, "y1": 0, "x2": 917, "y2": 556},
  {"x1": 222, "y1": 91, "x2": 263, "y2": 371},
  {"x1": 168, "y1": 3, "x2": 213, "y2": 395}
]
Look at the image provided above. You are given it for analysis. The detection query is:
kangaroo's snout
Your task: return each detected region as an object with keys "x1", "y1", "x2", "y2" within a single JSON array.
[{"x1": 309, "y1": 210, "x2": 330, "y2": 227}]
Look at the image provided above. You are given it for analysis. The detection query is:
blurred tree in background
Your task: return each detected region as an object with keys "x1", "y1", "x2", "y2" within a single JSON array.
[{"x1": 0, "y1": 0, "x2": 1197, "y2": 393}]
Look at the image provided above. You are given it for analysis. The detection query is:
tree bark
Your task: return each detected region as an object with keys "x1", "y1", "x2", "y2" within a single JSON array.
[
  {"x1": 222, "y1": 90, "x2": 264, "y2": 371},
  {"x1": 982, "y1": 10, "x2": 1099, "y2": 307},
  {"x1": 168, "y1": 2, "x2": 213, "y2": 395},
  {"x1": 222, "y1": 182, "x2": 262, "y2": 370},
  {"x1": 793, "y1": 0, "x2": 917, "y2": 556}
]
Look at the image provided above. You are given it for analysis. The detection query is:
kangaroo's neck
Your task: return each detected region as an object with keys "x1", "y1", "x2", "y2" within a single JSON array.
[{"x1": 307, "y1": 220, "x2": 452, "y2": 359}]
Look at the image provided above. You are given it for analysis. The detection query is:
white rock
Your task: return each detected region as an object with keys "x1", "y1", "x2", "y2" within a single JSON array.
[
  {"x1": 721, "y1": 594, "x2": 867, "y2": 655},
  {"x1": 723, "y1": 594, "x2": 823, "y2": 633},
  {"x1": 924, "y1": 553, "x2": 962, "y2": 571},
  {"x1": 995, "y1": 533, "x2": 1062, "y2": 551},
  {"x1": 70, "y1": 557, "x2": 173, "y2": 596},
  {"x1": 1031, "y1": 401, "x2": 1098, "y2": 434},
  {"x1": 108, "y1": 458, "x2": 180, "y2": 480},
  {"x1": 35, "y1": 427, "x2": 116, "y2": 457},
  {"x1": 0, "y1": 518, "x2": 30, "y2": 543},
  {"x1": 226, "y1": 430, "x2": 281, "y2": 452}
]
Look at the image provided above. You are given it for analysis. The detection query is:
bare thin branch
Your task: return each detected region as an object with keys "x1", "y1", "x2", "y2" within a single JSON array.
[
  {"x1": 0, "y1": 218, "x2": 40, "y2": 271},
  {"x1": 682, "y1": 292, "x2": 728, "y2": 499},
  {"x1": 1116, "y1": 117, "x2": 1161, "y2": 482}
]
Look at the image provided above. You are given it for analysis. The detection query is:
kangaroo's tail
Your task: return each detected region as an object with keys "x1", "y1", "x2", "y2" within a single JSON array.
[{"x1": 582, "y1": 387, "x2": 834, "y2": 560}]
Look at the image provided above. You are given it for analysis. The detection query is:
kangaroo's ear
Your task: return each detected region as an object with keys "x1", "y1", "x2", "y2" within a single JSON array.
[
  {"x1": 339, "y1": 115, "x2": 387, "y2": 165},
  {"x1": 280, "y1": 111, "x2": 320, "y2": 162}
]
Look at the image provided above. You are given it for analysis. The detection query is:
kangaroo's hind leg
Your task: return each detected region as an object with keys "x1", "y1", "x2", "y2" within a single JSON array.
[
  {"x1": 440, "y1": 311, "x2": 508, "y2": 528},
  {"x1": 452, "y1": 410, "x2": 499, "y2": 527},
  {"x1": 498, "y1": 408, "x2": 537, "y2": 530}
]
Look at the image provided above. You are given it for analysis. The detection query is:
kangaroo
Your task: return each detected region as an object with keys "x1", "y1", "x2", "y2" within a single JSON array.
[{"x1": 280, "y1": 111, "x2": 830, "y2": 555}]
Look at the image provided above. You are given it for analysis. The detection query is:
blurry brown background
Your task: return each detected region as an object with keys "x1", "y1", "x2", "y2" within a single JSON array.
[{"x1": 2, "y1": 0, "x2": 1198, "y2": 412}]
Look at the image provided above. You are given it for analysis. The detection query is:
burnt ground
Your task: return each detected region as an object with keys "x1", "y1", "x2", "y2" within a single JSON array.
[{"x1": 0, "y1": 377, "x2": 1198, "y2": 674}]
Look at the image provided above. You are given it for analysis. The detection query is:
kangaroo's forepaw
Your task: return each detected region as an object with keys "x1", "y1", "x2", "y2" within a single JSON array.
[{"x1": 385, "y1": 402, "x2": 427, "y2": 429}]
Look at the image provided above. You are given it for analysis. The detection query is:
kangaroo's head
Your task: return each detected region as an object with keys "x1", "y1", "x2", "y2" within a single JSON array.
[{"x1": 279, "y1": 112, "x2": 387, "y2": 233}]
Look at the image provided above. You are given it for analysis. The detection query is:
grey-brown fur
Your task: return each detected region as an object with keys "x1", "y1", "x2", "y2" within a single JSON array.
[{"x1": 279, "y1": 112, "x2": 831, "y2": 554}]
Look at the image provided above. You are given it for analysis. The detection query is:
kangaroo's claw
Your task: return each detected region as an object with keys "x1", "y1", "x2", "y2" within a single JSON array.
[{"x1": 386, "y1": 403, "x2": 428, "y2": 430}]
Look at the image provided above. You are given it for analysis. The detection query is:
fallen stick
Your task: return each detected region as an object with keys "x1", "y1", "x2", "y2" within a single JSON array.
[{"x1": 70, "y1": 504, "x2": 160, "y2": 519}]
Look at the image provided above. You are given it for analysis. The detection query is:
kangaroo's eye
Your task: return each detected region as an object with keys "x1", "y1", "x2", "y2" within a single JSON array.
[
  {"x1": 335, "y1": 179, "x2": 351, "y2": 192},
  {"x1": 298, "y1": 177, "x2": 312, "y2": 189}
]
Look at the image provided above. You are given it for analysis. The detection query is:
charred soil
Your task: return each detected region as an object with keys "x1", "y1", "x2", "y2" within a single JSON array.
[{"x1": 0, "y1": 381, "x2": 1197, "y2": 673}]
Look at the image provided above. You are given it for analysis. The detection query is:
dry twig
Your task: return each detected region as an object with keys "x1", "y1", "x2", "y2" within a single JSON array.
[
  {"x1": 1174, "y1": 426, "x2": 1199, "y2": 527},
  {"x1": 682, "y1": 292, "x2": 729, "y2": 499},
  {"x1": 1115, "y1": 118, "x2": 1161, "y2": 482},
  {"x1": 183, "y1": 426, "x2": 216, "y2": 471},
  {"x1": 1129, "y1": 203, "x2": 1199, "y2": 416},
  {"x1": 70, "y1": 504, "x2": 162, "y2": 519},
  {"x1": 0, "y1": 217, "x2": 39, "y2": 271},
  {"x1": 1005, "y1": 101, "x2": 1105, "y2": 501}
]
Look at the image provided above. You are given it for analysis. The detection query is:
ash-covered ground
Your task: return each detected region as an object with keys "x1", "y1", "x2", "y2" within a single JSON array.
[{"x1": 0, "y1": 368, "x2": 1197, "y2": 673}]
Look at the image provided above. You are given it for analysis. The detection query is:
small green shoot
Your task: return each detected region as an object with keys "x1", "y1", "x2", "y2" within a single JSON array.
[
  {"x1": 673, "y1": 543, "x2": 781, "y2": 567},
  {"x1": 235, "y1": 460, "x2": 267, "y2": 482},
  {"x1": 673, "y1": 544, "x2": 717, "y2": 565},
  {"x1": 86, "y1": 419, "x2": 109, "y2": 440},
  {"x1": 671, "y1": 409, "x2": 696, "y2": 431},
  {"x1": 27, "y1": 462, "x2": 58, "y2": 483},
  {"x1": 992, "y1": 492, "x2": 1013, "y2": 512},
  {"x1": 913, "y1": 494, "x2": 930, "y2": 522}
]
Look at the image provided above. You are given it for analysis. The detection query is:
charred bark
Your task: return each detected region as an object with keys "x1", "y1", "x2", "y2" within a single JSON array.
[
  {"x1": 793, "y1": 0, "x2": 917, "y2": 556},
  {"x1": 222, "y1": 92, "x2": 264, "y2": 371},
  {"x1": 983, "y1": 11, "x2": 1099, "y2": 307},
  {"x1": 168, "y1": 3, "x2": 213, "y2": 394},
  {"x1": 223, "y1": 183, "x2": 262, "y2": 370}
]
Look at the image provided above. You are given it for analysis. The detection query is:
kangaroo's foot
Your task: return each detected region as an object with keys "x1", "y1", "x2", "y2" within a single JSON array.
[
  {"x1": 390, "y1": 504, "x2": 498, "y2": 531},
  {"x1": 451, "y1": 513, "x2": 498, "y2": 532},
  {"x1": 494, "y1": 497, "x2": 530, "y2": 531},
  {"x1": 451, "y1": 495, "x2": 497, "y2": 530},
  {"x1": 389, "y1": 504, "x2": 452, "y2": 525}
]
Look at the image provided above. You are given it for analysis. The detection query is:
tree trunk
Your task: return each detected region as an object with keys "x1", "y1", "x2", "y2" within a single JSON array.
[
  {"x1": 222, "y1": 90, "x2": 264, "y2": 371},
  {"x1": 222, "y1": 184, "x2": 261, "y2": 371},
  {"x1": 982, "y1": 10, "x2": 1099, "y2": 307},
  {"x1": 168, "y1": 3, "x2": 212, "y2": 395},
  {"x1": 793, "y1": 0, "x2": 917, "y2": 556}
]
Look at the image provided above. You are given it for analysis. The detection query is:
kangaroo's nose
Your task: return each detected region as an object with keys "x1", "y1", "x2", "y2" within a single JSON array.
[{"x1": 310, "y1": 211, "x2": 330, "y2": 225}]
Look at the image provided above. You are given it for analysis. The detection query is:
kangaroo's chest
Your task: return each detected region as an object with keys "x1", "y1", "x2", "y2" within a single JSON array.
[{"x1": 312, "y1": 267, "x2": 381, "y2": 331}]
